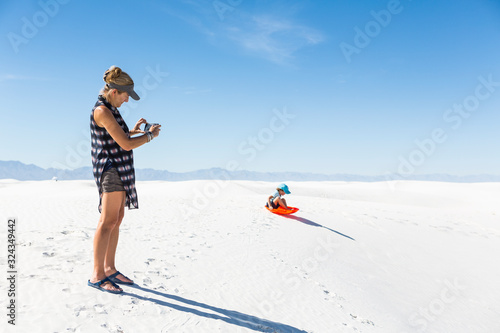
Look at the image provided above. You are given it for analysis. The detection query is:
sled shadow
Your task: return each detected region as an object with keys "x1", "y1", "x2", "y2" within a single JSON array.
[
  {"x1": 123, "y1": 285, "x2": 308, "y2": 332},
  {"x1": 283, "y1": 215, "x2": 355, "y2": 241}
]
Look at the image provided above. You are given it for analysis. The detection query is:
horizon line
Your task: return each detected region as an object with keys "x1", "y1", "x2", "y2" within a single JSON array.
[{"x1": 1, "y1": 160, "x2": 500, "y2": 180}]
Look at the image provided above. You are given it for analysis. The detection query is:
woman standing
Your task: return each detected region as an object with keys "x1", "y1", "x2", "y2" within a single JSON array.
[{"x1": 88, "y1": 66, "x2": 161, "y2": 294}]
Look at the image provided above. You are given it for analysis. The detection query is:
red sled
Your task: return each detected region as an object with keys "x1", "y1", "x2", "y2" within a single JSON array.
[{"x1": 265, "y1": 206, "x2": 299, "y2": 215}]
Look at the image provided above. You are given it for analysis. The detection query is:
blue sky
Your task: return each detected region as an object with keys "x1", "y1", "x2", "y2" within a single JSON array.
[{"x1": 1, "y1": 0, "x2": 499, "y2": 176}]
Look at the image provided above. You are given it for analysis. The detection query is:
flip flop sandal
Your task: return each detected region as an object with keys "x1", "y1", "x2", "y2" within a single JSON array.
[
  {"x1": 88, "y1": 277, "x2": 123, "y2": 294},
  {"x1": 108, "y1": 271, "x2": 134, "y2": 285}
]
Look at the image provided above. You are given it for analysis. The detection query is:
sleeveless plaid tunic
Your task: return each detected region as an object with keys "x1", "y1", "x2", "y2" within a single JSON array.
[{"x1": 90, "y1": 95, "x2": 138, "y2": 212}]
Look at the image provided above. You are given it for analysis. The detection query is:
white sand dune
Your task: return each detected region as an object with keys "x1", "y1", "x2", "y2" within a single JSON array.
[{"x1": 1, "y1": 179, "x2": 499, "y2": 332}]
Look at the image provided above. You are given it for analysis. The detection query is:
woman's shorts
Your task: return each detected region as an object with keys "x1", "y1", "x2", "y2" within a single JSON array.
[{"x1": 101, "y1": 168, "x2": 125, "y2": 193}]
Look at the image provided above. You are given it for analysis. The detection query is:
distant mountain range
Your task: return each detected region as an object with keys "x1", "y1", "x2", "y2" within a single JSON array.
[{"x1": 1, "y1": 160, "x2": 499, "y2": 182}]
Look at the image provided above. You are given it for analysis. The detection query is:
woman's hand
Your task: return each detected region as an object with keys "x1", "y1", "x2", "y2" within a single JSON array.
[
  {"x1": 130, "y1": 118, "x2": 147, "y2": 136},
  {"x1": 150, "y1": 124, "x2": 162, "y2": 138}
]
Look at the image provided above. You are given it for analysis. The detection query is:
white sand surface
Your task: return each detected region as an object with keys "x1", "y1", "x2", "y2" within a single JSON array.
[{"x1": 0, "y1": 179, "x2": 499, "y2": 332}]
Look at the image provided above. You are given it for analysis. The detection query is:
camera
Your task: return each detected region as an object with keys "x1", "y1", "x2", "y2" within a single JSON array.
[{"x1": 144, "y1": 123, "x2": 159, "y2": 132}]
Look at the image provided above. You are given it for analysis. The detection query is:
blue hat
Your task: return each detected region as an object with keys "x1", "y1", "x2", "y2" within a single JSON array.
[{"x1": 278, "y1": 183, "x2": 291, "y2": 194}]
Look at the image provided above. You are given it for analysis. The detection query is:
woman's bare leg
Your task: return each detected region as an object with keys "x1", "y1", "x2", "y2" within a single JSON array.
[
  {"x1": 90, "y1": 191, "x2": 126, "y2": 291},
  {"x1": 104, "y1": 194, "x2": 133, "y2": 284}
]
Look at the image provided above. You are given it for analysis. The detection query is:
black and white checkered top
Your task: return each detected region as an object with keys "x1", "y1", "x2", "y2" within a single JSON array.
[{"x1": 90, "y1": 95, "x2": 138, "y2": 212}]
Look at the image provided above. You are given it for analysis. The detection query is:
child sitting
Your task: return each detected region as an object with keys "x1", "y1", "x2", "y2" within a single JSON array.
[{"x1": 266, "y1": 183, "x2": 292, "y2": 210}]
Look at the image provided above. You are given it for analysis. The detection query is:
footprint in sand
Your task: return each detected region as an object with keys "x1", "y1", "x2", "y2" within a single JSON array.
[
  {"x1": 94, "y1": 304, "x2": 107, "y2": 314},
  {"x1": 350, "y1": 313, "x2": 375, "y2": 327},
  {"x1": 101, "y1": 323, "x2": 124, "y2": 333},
  {"x1": 73, "y1": 305, "x2": 88, "y2": 317}
]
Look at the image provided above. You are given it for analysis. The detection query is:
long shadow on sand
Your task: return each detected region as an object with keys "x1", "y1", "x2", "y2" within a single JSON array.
[
  {"x1": 282, "y1": 215, "x2": 355, "y2": 241},
  {"x1": 123, "y1": 284, "x2": 308, "y2": 333}
]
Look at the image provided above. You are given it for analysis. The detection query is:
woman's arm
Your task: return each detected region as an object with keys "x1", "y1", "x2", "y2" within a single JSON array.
[
  {"x1": 94, "y1": 106, "x2": 160, "y2": 151},
  {"x1": 129, "y1": 118, "x2": 147, "y2": 136}
]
